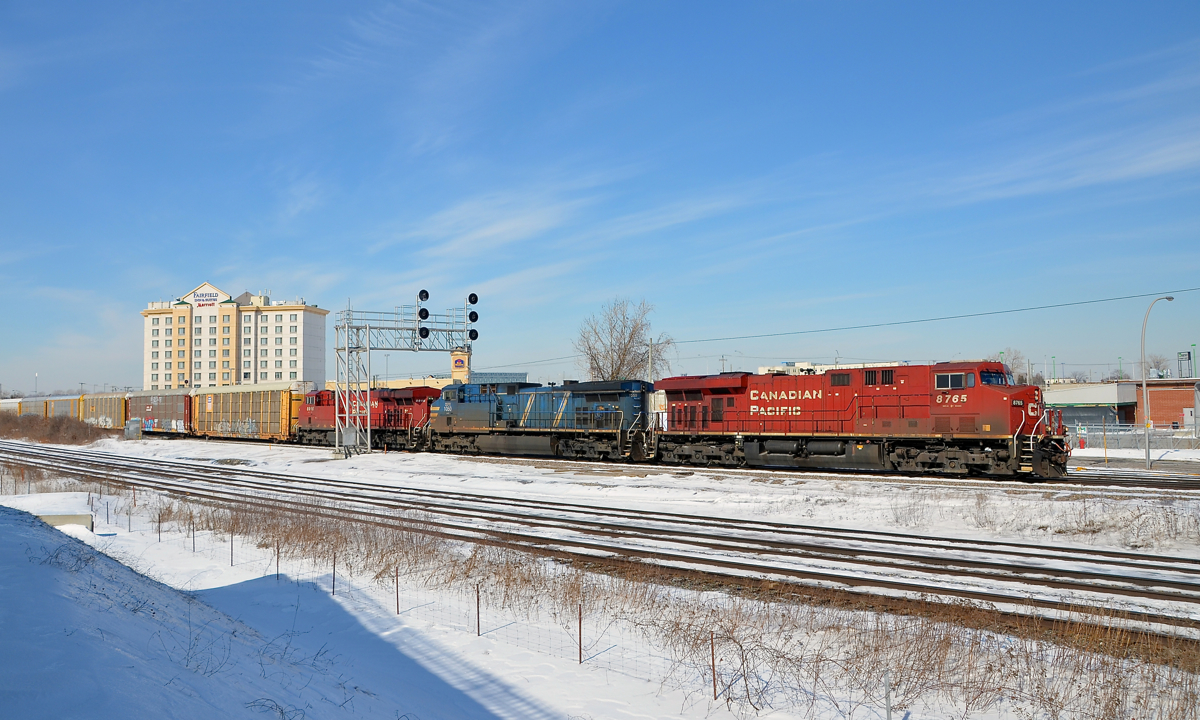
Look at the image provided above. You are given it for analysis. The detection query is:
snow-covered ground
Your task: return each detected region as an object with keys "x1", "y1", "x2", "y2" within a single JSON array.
[
  {"x1": 3, "y1": 437, "x2": 1198, "y2": 719},
  {"x1": 1072, "y1": 446, "x2": 1200, "y2": 463}
]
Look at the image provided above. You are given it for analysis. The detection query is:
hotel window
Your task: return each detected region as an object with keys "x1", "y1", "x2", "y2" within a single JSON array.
[
  {"x1": 209, "y1": 338, "x2": 216, "y2": 346},
  {"x1": 194, "y1": 373, "x2": 202, "y2": 381},
  {"x1": 222, "y1": 349, "x2": 229, "y2": 357},
  {"x1": 222, "y1": 326, "x2": 229, "y2": 334},
  {"x1": 152, "y1": 328, "x2": 160, "y2": 337},
  {"x1": 260, "y1": 338, "x2": 267, "y2": 345},
  {"x1": 194, "y1": 362, "x2": 201, "y2": 369},
  {"x1": 275, "y1": 337, "x2": 282, "y2": 345},
  {"x1": 289, "y1": 360, "x2": 297, "y2": 368},
  {"x1": 208, "y1": 361, "x2": 216, "y2": 369},
  {"x1": 289, "y1": 372, "x2": 297, "y2": 380},
  {"x1": 290, "y1": 314, "x2": 297, "y2": 321},
  {"x1": 275, "y1": 349, "x2": 282, "y2": 357},
  {"x1": 151, "y1": 374, "x2": 159, "y2": 381},
  {"x1": 243, "y1": 349, "x2": 251, "y2": 357},
  {"x1": 165, "y1": 339, "x2": 172, "y2": 347},
  {"x1": 275, "y1": 314, "x2": 282, "y2": 322},
  {"x1": 222, "y1": 315, "x2": 230, "y2": 322},
  {"x1": 151, "y1": 351, "x2": 159, "y2": 359},
  {"x1": 275, "y1": 326, "x2": 282, "y2": 334},
  {"x1": 152, "y1": 317, "x2": 160, "y2": 325},
  {"x1": 222, "y1": 372, "x2": 230, "y2": 381},
  {"x1": 209, "y1": 373, "x2": 216, "y2": 380},
  {"x1": 151, "y1": 362, "x2": 159, "y2": 370},
  {"x1": 177, "y1": 316, "x2": 185, "y2": 325},
  {"x1": 260, "y1": 372, "x2": 268, "y2": 380},
  {"x1": 289, "y1": 326, "x2": 297, "y2": 333},
  {"x1": 208, "y1": 316, "x2": 216, "y2": 323},
  {"x1": 244, "y1": 314, "x2": 251, "y2": 323},
  {"x1": 163, "y1": 385, "x2": 170, "y2": 389},
  {"x1": 222, "y1": 361, "x2": 229, "y2": 368},
  {"x1": 194, "y1": 350, "x2": 201, "y2": 358},
  {"x1": 290, "y1": 337, "x2": 297, "y2": 345},
  {"x1": 178, "y1": 373, "x2": 185, "y2": 381},
  {"x1": 260, "y1": 349, "x2": 268, "y2": 357},
  {"x1": 194, "y1": 315, "x2": 202, "y2": 324},
  {"x1": 260, "y1": 361, "x2": 267, "y2": 368},
  {"x1": 289, "y1": 349, "x2": 297, "y2": 356},
  {"x1": 165, "y1": 362, "x2": 172, "y2": 369},
  {"x1": 222, "y1": 338, "x2": 229, "y2": 346},
  {"x1": 164, "y1": 328, "x2": 171, "y2": 336},
  {"x1": 164, "y1": 317, "x2": 172, "y2": 325},
  {"x1": 244, "y1": 372, "x2": 251, "y2": 380},
  {"x1": 275, "y1": 372, "x2": 283, "y2": 380},
  {"x1": 195, "y1": 339, "x2": 202, "y2": 346},
  {"x1": 275, "y1": 360, "x2": 282, "y2": 368},
  {"x1": 208, "y1": 350, "x2": 216, "y2": 358},
  {"x1": 152, "y1": 340, "x2": 159, "y2": 348},
  {"x1": 209, "y1": 327, "x2": 216, "y2": 335},
  {"x1": 243, "y1": 326, "x2": 251, "y2": 335}
]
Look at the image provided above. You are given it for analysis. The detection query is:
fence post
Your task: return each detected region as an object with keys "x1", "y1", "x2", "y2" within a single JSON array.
[
  {"x1": 711, "y1": 630, "x2": 717, "y2": 701},
  {"x1": 276, "y1": 538, "x2": 280, "y2": 580},
  {"x1": 191, "y1": 519, "x2": 195, "y2": 552},
  {"x1": 230, "y1": 532, "x2": 234, "y2": 566},
  {"x1": 578, "y1": 603, "x2": 583, "y2": 664},
  {"x1": 332, "y1": 551, "x2": 336, "y2": 595},
  {"x1": 395, "y1": 566, "x2": 399, "y2": 615},
  {"x1": 476, "y1": 585, "x2": 481, "y2": 637},
  {"x1": 884, "y1": 669, "x2": 892, "y2": 720}
]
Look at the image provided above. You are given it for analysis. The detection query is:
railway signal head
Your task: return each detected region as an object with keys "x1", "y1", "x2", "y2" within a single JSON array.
[
  {"x1": 468, "y1": 310, "x2": 479, "y2": 323},
  {"x1": 468, "y1": 329, "x2": 479, "y2": 341},
  {"x1": 418, "y1": 308, "x2": 430, "y2": 320},
  {"x1": 418, "y1": 326, "x2": 430, "y2": 339},
  {"x1": 467, "y1": 293, "x2": 478, "y2": 305},
  {"x1": 418, "y1": 289, "x2": 430, "y2": 302}
]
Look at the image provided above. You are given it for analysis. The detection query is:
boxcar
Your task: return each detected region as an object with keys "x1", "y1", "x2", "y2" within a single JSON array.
[
  {"x1": 45, "y1": 395, "x2": 84, "y2": 419},
  {"x1": 0, "y1": 398, "x2": 20, "y2": 415},
  {"x1": 80, "y1": 392, "x2": 128, "y2": 429},
  {"x1": 191, "y1": 383, "x2": 294, "y2": 441},
  {"x1": 128, "y1": 389, "x2": 191, "y2": 434}
]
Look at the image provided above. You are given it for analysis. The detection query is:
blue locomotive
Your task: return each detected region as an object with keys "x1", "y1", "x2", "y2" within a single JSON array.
[{"x1": 428, "y1": 380, "x2": 652, "y2": 460}]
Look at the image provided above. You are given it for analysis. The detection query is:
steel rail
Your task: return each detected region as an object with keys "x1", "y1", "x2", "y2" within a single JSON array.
[{"x1": 2, "y1": 442, "x2": 1199, "y2": 631}]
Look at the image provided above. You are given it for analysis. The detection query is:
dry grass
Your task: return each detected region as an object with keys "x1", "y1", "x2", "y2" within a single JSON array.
[
  {"x1": 10, "y1": 466, "x2": 1200, "y2": 719},
  {"x1": 0, "y1": 413, "x2": 116, "y2": 445}
]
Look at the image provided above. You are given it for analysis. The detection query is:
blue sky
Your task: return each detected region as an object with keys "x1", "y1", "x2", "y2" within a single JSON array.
[{"x1": 2, "y1": 1, "x2": 1200, "y2": 392}]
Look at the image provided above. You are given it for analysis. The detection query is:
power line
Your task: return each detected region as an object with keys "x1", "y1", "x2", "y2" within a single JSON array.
[
  {"x1": 674, "y1": 286, "x2": 1200, "y2": 345},
  {"x1": 471, "y1": 286, "x2": 1199, "y2": 372}
]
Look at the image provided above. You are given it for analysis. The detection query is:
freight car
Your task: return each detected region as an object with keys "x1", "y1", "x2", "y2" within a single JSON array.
[
  {"x1": 296, "y1": 387, "x2": 440, "y2": 449},
  {"x1": 191, "y1": 383, "x2": 296, "y2": 441},
  {"x1": 80, "y1": 392, "x2": 127, "y2": 429},
  {"x1": 428, "y1": 380, "x2": 652, "y2": 459},
  {"x1": 128, "y1": 389, "x2": 191, "y2": 434},
  {"x1": 652, "y1": 361, "x2": 1068, "y2": 478}
]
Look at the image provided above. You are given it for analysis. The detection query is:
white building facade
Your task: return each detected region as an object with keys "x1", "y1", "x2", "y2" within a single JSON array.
[{"x1": 141, "y1": 283, "x2": 328, "y2": 391}]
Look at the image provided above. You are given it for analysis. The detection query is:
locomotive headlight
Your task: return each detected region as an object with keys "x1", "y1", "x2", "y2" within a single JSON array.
[{"x1": 1012, "y1": 400, "x2": 1024, "y2": 406}]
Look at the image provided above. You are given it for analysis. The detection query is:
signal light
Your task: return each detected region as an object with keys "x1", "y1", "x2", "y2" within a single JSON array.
[
  {"x1": 418, "y1": 308, "x2": 430, "y2": 320},
  {"x1": 467, "y1": 293, "x2": 478, "y2": 305},
  {"x1": 468, "y1": 310, "x2": 478, "y2": 323},
  {"x1": 418, "y1": 289, "x2": 429, "y2": 302},
  {"x1": 418, "y1": 327, "x2": 430, "y2": 339},
  {"x1": 468, "y1": 329, "x2": 479, "y2": 341}
]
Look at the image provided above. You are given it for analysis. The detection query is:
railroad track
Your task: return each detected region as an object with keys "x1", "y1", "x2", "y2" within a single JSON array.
[{"x1": 2, "y1": 440, "x2": 1199, "y2": 635}]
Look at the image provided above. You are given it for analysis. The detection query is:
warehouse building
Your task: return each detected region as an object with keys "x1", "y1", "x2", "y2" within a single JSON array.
[{"x1": 141, "y1": 283, "x2": 328, "y2": 390}]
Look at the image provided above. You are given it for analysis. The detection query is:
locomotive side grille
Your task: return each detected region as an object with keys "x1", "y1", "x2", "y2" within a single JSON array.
[
  {"x1": 934, "y1": 417, "x2": 952, "y2": 433},
  {"x1": 959, "y1": 416, "x2": 977, "y2": 433}
]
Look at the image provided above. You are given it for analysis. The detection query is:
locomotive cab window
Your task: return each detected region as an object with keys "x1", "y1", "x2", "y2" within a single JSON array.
[
  {"x1": 935, "y1": 373, "x2": 974, "y2": 390},
  {"x1": 980, "y1": 371, "x2": 1009, "y2": 386}
]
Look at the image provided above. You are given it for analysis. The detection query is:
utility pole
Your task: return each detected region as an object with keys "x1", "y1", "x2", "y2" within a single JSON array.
[{"x1": 1141, "y1": 296, "x2": 1174, "y2": 469}]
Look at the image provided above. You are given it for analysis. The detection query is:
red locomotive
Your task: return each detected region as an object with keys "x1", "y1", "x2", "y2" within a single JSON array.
[
  {"x1": 296, "y1": 387, "x2": 441, "y2": 450},
  {"x1": 653, "y1": 361, "x2": 1068, "y2": 478}
]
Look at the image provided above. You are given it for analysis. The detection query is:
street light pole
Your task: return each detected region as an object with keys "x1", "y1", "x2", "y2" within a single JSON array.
[{"x1": 1141, "y1": 295, "x2": 1174, "y2": 470}]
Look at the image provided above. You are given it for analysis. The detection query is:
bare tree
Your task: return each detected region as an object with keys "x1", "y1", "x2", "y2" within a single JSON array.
[
  {"x1": 986, "y1": 348, "x2": 1031, "y2": 383},
  {"x1": 1146, "y1": 353, "x2": 1170, "y2": 379},
  {"x1": 1103, "y1": 368, "x2": 1131, "y2": 381},
  {"x1": 574, "y1": 299, "x2": 674, "y2": 381}
]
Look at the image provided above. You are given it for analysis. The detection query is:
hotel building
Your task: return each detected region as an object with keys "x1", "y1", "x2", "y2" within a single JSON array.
[{"x1": 141, "y1": 282, "x2": 328, "y2": 390}]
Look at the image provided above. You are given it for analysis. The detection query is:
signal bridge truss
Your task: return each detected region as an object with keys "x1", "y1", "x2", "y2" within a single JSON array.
[{"x1": 334, "y1": 291, "x2": 479, "y2": 453}]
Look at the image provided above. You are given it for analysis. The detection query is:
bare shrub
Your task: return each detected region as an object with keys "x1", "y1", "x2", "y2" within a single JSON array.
[{"x1": 0, "y1": 413, "x2": 116, "y2": 445}]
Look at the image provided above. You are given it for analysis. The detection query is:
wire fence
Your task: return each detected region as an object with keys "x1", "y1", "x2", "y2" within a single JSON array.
[{"x1": 1067, "y1": 424, "x2": 1200, "y2": 451}]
